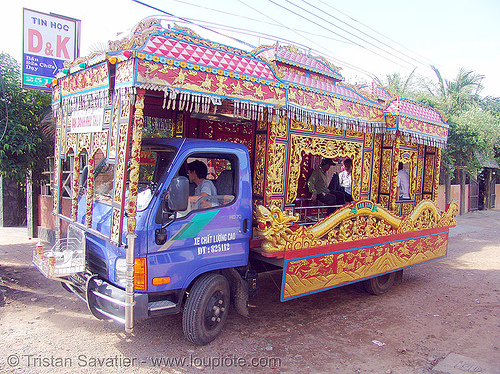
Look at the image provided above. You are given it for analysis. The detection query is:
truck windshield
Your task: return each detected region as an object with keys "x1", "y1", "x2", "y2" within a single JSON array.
[
  {"x1": 135, "y1": 145, "x2": 177, "y2": 211},
  {"x1": 92, "y1": 145, "x2": 177, "y2": 211}
]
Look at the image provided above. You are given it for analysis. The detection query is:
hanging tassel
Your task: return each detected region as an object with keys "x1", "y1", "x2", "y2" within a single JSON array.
[{"x1": 162, "y1": 90, "x2": 168, "y2": 109}]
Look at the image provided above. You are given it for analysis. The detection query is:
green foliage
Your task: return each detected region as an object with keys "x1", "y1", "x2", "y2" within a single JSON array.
[
  {"x1": 0, "y1": 52, "x2": 52, "y2": 185},
  {"x1": 378, "y1": 67, "x2": 500, "y2": 182},
  {"x1": 420, "y1": 67, "x2": 500, "y2": 177}
]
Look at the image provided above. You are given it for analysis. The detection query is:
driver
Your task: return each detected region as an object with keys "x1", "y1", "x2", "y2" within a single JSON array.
[{"x1": 187, "y1": 160, "x2": 217, "y2": 208}]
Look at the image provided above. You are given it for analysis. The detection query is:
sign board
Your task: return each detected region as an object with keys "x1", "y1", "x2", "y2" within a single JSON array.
[
  {"x1": 69, "y1": 108, "x2": 105, "y2": 133},
  {"x1": 23, "y1": 8, "x2": 80, "y2": 91}
]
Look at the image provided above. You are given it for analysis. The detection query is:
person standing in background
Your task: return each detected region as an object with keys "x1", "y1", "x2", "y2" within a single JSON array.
[
  {"x1": 338, "y1": 158, "x2": 353, "y2": 202},
  {"x1": 397, "y1": 162, "x2": 411, "y2": 200}
]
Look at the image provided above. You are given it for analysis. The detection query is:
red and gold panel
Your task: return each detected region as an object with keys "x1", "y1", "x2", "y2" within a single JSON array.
[
  {"x1": 399, "y1": 117, "x2": 448, "y2": 142},
  {"x1": 287, "y1": 88, "x2": 384, "y2": 124},
  {"x1": 137, "y1": 61, "x2": 285, "y2": 106},
  {"x1": 59, "y1": 63, "x2": 109, "y2": 97},
  {"x1": 282, "y1": 228, "x2": 449, "y2": 300},
  {"x1": 115, "y1": 59, "x2": 134, "y2": 87}
]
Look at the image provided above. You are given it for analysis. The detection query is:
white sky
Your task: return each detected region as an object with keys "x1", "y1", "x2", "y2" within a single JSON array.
[{"x1": 2, "y1": 0, "x2": 499, "y2": 97}]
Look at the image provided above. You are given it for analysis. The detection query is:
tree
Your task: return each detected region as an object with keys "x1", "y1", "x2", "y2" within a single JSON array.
[
  {"x1": 418, "y1": 67, "x2": 500, "y2": 212},
  {"x1": 0, "y1": 52, "x2": 52, "y2": 185}
]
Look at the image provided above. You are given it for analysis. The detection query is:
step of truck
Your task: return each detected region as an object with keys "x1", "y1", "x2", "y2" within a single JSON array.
[{"x1": 148, "y1": 300, "x2": 176, "y2": 311}]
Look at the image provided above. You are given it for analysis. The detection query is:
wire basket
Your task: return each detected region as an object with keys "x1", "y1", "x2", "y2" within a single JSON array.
[{"x1": 33, "y1": 225, "x2": 86, "y2": 278}]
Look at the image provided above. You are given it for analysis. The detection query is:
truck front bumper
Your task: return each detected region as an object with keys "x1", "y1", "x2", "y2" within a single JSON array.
[{"x1": 63, "y1": 272, "x2": 149, "y2": 323}]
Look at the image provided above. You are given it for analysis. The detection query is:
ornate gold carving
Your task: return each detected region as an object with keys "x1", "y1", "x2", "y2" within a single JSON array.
[
  {"x1": 316, "y1": 123, "x2": 344, "y2": 136},
  {"x1": 364, "y1": 133, "x2": 373, "y2": 149},
  {"x1": 416, "y1": 157, "x2": 424, "y2": 193},
  {"x1": 361, "y1": 152, "x2": 372, "y2": 193},
  {"x1": 253, "y1": 133, "x2": 267, "y2": 196},
  {"x1": 371, "y1": 134, "x2": 382, "y2": 202},
  {"x1": 434, "y1": 149, "x2": 441, "y2": 202},
  {"x1": 424, "y1": 153, "x2": 435, "y2": 193},
  {"x1": 78, "y1": 133, "x2": 91, "y2": 154},
  {"x1": 126, "y1": 89, "x2": 145, "y2": 238},
  {"x1": 380, "y1": 149, "x2": 392, "y2": 194},
  {"x1": 67, "y1": 133, "x2": 77, "y2": 154},
  {"x1": 257, "y1": 120, "x2": 267, "y2": 131},
  {"x1": 290, "y1": 118, "x2": 313, "y2": 132},
  {"x1": 267, "y1": 141, "x2": 286, "y2": 195},
  {"x1": 398, "y1": 200, "x2": 457, "y2": 233},
  {"x1": 109, "y1": 95, "x2": 121, "y2": 159},
  {"x1": 269, "y1": 117, "x2": 287, "y2": 138},
  {"x1": 255, "y1": 205, "x2": 298, "y2": 252},
  {"x1": 255, "y1": 199, "x2": 458, "y2": 254},
  {"x1": 287, "y1": 134, "x2": 362, "y2": 203},
  {"x1": 110, "y1": 207, "x2": 121, "y2": 243},
  {"x1": 92, "y1": 130, "x2": 109, "y2": 156}
]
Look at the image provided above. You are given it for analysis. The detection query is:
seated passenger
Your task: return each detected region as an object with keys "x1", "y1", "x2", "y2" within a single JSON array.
[
  {"x1": 187, "y1": 160, "x2": 217, "y2": 208},
  {"x1": 307, "y1": 158, "x2": 338, "y2": 215}
]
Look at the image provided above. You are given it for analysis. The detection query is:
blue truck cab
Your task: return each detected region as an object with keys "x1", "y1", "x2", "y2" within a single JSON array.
[{"x1": 66, "y1": 138, "x2": 254, "y2": 345}]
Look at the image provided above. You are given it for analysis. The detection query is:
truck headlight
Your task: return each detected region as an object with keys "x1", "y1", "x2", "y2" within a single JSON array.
[{"x1": 115, "y1": 258, "x2": 127, "y2": 288}]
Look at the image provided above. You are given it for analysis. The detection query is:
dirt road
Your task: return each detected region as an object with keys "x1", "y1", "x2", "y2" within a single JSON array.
[{"x1": 1, "y1": 210, "x2": 499, "y2": 373}]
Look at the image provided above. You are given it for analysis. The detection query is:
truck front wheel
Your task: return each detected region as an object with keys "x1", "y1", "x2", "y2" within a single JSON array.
[{"x1": 182, "y1": 273, "x2": 230, "y2": 345}]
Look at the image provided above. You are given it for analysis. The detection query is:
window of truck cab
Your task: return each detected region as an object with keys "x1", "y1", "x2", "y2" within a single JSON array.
[{"x1": 172, "y1": 152, "x2": 238, "y2": 218}]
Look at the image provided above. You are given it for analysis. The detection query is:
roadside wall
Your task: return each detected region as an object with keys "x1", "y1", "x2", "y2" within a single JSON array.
[{"x1": 437, "y1": 185, "x2": 469, "y2": 214}]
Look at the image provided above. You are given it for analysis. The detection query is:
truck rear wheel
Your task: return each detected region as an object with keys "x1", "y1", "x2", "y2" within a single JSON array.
[
  {"x1": 182, "y1": 273, "x2": 230, "y2": 345},
  {"x1": 364, "y1": 270, "x2": 401, "y2": 295}
]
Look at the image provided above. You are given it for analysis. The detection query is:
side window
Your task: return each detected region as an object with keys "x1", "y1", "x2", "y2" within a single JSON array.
[{"x1": 175, "y1": 153, "x2": 237, "y2": 217}]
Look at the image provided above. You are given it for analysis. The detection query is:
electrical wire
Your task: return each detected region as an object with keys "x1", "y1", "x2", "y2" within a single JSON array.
[
  {"x1": 267, "y1": 0, "x2": 413, "y2": 71},
  {"x1": 132, "y1": 0, "x2": 256, "y2": 49},
  {"x1": 236, "y1": 0, "x2": 378, "y2": 79},
  {"x1": 298, "y1": 0, "x2": 429, "y2": 69},
  {"x1": 315, "y1": 0, "x2": 436, "y2": 67},
  {"x1": 171, "y1": 0, "x2": 353, "y2": 46}
]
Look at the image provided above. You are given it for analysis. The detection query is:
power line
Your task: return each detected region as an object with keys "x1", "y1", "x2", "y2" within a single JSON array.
[
  {"x1": 171, "y1": 0, "x2": 353, "y2": 46},
  {"x1": 267, "y1": 0, "x2": 413, "y2": 70},
  {"x1": 133, "y1": 0, "x2": 380, "y2": 80},
  {"x1": 132, "y1": 0, "x2": 256, "y2": 49},
  {"x1": 236, "y1": 0, "x2": 378, "y2": 79},
  {"x1": 315, "y1": 0, "x2": 436, "y2": 67},
  {"x1": 298, "y1": 0, "x2": 430, "y2": 69}
]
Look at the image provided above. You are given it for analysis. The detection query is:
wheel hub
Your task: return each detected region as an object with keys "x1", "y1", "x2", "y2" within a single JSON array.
[{"x1": 204, "y1": 291, "x2": 226, "y2": 331}]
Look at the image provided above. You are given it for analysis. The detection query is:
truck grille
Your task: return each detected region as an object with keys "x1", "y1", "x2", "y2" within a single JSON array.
[{"x1": 86, "y1": 251, "x2": 108, "y2": 278}]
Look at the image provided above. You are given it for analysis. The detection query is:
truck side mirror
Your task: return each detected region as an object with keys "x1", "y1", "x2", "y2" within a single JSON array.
[{"x1": 168, "y1": 176, "x2": 189, "y2": 211}]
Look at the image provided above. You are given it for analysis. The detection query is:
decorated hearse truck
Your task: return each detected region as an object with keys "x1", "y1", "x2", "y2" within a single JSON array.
[{"x1": 34, "y1": 19, "x2": 458, "y2": 345}]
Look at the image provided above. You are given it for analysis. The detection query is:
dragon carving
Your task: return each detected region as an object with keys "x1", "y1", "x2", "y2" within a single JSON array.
[{"x1": 255, "y1": 205, "x2": 298, "y2": 253}]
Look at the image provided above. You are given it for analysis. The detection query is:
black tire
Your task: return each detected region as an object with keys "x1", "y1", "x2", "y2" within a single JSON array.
[
  {"x1": 182, "y1": 273, "x2": 230, "y2": 345},
  {"x1": 364, "y1": 271, "x2": 400, "y2": 295}
]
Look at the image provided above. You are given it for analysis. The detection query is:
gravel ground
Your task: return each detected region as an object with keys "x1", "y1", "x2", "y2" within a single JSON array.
[{"x1": 0, "y1": 209, "x2": 499, "y2": 374}]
